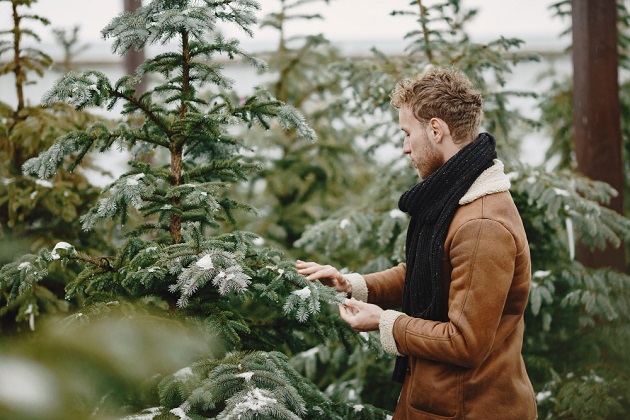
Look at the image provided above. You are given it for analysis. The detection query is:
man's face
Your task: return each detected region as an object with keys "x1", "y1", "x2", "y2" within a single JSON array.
[{"x1": 399, "y1": 106, "x2": 444, "y2": 179}]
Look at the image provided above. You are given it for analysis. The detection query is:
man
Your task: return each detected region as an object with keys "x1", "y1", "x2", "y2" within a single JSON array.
[{"x1": 297, "y1": 67, "x2": 537, "y2": 419}]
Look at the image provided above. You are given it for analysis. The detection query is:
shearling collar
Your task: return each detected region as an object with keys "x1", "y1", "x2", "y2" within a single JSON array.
[{"x1": 459, "y1": 159, "x2": 511, "y2": 205}]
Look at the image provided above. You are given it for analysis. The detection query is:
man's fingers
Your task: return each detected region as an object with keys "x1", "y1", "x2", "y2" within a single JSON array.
[
  {"x1": 338, "y1": 305, "x2": 351, "y2": 322},
  {"x1": 296, "y1": 266, "x2": 323, "y2": 275},
  {"x1": 295, "y1": 260, "x2": 317, "y2": 268},
  {"x1": 344, "y1": 298, "x2": 365, "y2": 309}
]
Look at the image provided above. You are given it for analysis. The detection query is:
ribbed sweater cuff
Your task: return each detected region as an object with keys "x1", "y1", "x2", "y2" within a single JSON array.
[
  {"x1": 344, "y1": 273, "x2": 368, "y2": 301},
  {"x1": 379, "y1": 310, "x2": 405, "y2": 356}
]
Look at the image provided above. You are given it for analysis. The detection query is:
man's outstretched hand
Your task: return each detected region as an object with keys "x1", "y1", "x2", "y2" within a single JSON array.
[
  {"x1": 295, "y1": 260, "x2": 351, "y2": 295},
  {"x1": 338, "y1": 298, "x2": 383, "y2": 332},
  {"x1": 296, "y1": 261, "x2": 383, "y2": 331}
]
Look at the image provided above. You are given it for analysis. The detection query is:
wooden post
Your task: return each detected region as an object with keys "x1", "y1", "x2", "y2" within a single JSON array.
[
  {"x1": 123, "y1": 0, "x2": 147, "y2": 95},
  {"x1": 572, "y1": 0, "x2": 626, "y2": 270}
]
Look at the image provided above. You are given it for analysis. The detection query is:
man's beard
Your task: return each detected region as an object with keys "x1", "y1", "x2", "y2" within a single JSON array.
[{"x1": 415, "y1": 143, "x2": 444, "y2": 179}]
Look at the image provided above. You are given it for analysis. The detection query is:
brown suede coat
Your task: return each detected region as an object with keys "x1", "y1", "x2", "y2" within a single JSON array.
[{"x1": 365, "y1": 191, "x2": 537, "y2": 419}]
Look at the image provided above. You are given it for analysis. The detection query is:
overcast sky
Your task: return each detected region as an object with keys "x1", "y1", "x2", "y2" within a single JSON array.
[{"x1": 0, "y1": 0, "x2": 567, "y2": 58}]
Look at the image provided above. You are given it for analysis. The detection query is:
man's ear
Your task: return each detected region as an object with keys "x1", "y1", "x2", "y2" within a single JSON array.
[{"x1": 429, "y1": 118, "x2": 447, "y2": 143}]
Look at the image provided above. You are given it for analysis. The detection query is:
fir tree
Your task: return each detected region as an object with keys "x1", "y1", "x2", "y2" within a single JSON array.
[
  {"x1": 235, "y1": 1, "x2": 401, "y2": 411},
  {"x1": 237, "y1": 0, "x2": 374, "y2": 254},
  {"x1": 519, "y1": 1, "x2": 630, "y2": 417},
  {"x1": 0, "y1": 0, "x2": 108, "y2": 334},
  {"x1": 51, "y1": 25, "x2": 89, "y2": 73},
  {"x1": 1, "y1": 0, "x2": 390, "y2": 417}
]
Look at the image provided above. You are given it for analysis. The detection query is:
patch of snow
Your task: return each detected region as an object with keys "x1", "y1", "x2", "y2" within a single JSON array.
[
  {"x1": 169, "y1": 407, "x2": 191, "y2": 419},
  {"x1": 126, "y1": 173, "x2": 145, "y2": 186},
  {"x1": 353, "y1": 404, "x2": 364, "y2": 412},
  {"x1": 18, "y1": 262, "x2": 31, "y2": 271},
  {"x1": 173, "y1": 367, "x2": 193, "y2": 380},
  {"x1": 235, "y1": 388, "x2": 277, "y2": 412},
  {"x1": 53, "y1": 242, "x2": 73, "y2": 251},
  {"x1": 389, "y1": 209, "x2": 406, "y2": 219},
  {"x1": 506, "y1": 172, "x2": 519, "y2": 180},
  {"x1": 123, "y1": 413, "x2": 156, "y2": 420},
  {"x1": 301, "y1": 347, "x2": 319, "y2": 358},
  {"x1": 536, "y1": 390, "x2": 552, "y2": 402},
  {"x1": 553, "y1": 188, "x2": 570, "y2": 197},
  {"x1": 51, "y1": 242, "x2": 74, "y2": 260},
  {"x1": 122, "y1": 406, "x2": 163, "y2": 420},
  {"x1": 30, "y1": 191, "x2": 38, "y2": 200},
  {"x1": 161, "y1": 204, "x2": 173, "y2": 210},
  {"x1": 252, "y1": 237, "x2": 265, "y2": 246},
  {"x1": 35, "y1": 179, "x2": 53, "y2": 188},
  {"x1": 292, "y1": 286, "x2": 311, "y2": 299},
  {"x1": 339, "y1": 218, "x2": 350, "y2": 229},
  {"x1": 236, "y1": 372, "x2": 255, "y2": 382},
  {"x1": 565, "y1": 218, "x2": 575, "y2": 260},
  {"x1": 533, "y1": 270, "x2": 551, "y2": 279},
  {"x1": 195, "y1": 255, "x2": 214, "y2": 270},
  {"x1": 24, "y1": 304, "x2": 35, "y2": 331}
]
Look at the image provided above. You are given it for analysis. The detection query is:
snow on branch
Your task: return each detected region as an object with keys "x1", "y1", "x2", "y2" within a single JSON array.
[{"x1": 170, "y1": 249, "x2": 251, "y2": 307}]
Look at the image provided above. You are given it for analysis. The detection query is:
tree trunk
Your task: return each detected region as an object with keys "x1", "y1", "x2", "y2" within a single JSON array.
[
  {"x1": 572, "y1": 0, "x2": 626, "y2": 270},
  {"x1": 123, "y1": 0, "x2": 147, "y2": 95}
]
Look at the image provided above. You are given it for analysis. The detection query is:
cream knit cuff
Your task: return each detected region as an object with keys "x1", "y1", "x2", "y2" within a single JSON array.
[
  {"x1": 343, "y1": 273, "x2": 368, "y2": 301},
  {"x1": 379, "y1": 310, "x2": 405, "y2": 356}
]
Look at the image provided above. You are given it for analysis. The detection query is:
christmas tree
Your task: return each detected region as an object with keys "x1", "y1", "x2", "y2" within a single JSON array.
[
  {"x1": 235, "y1": 0, "x2": 374, "y2": 256},
  {"x1": 0, "y1": 0, "x2": 108, "y2": 335}
]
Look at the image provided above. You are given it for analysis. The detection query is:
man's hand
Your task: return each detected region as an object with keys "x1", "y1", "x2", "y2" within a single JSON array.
[
  {"x1": 296, "y1": 260, "x2": 351, "y2": 295},
  {"x1": 338, "y1": 298, "x2": 383, "y2": 332}
]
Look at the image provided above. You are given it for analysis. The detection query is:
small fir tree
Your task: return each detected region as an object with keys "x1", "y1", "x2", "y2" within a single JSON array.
[
  {"x1": 237, "y1": 0, "x2": 374, "y2": 254},
  {"x1": 236, "y1": 1, "x2": 402, "y2": 411},
  {"x1": 0, "y1": 0, "x2": 108, "y2": 334},
  {"x1": 51, "y1": 25, "x2": 90, "y2": 73}
]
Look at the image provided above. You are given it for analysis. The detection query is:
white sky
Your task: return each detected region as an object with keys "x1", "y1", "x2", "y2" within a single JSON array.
[{"x1": 0, "y1": 0, "x2": 567, "y2": 57}]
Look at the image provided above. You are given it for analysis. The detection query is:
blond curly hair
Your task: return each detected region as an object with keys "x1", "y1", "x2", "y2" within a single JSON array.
[{"x1": 390, "y1": 67, "x2": 483, "y2": 144}]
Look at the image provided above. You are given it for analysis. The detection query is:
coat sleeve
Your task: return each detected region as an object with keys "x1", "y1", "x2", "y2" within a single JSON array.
[
  {"x1": 386, "y1": 219, "x2": 517, "y2": 368},
  {"x1": 364, "y1": 262, "x2": 406, "y2": 309}
]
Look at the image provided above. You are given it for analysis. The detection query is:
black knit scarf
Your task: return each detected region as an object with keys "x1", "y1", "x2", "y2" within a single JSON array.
[{"x1": 392, "y1": 132, "x2": 497, "y2": 383}]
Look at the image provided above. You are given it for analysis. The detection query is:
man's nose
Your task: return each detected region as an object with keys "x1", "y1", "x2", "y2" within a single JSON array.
[{"x1": 402, "y1": 138, "x2": 411, "y2": 154}]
